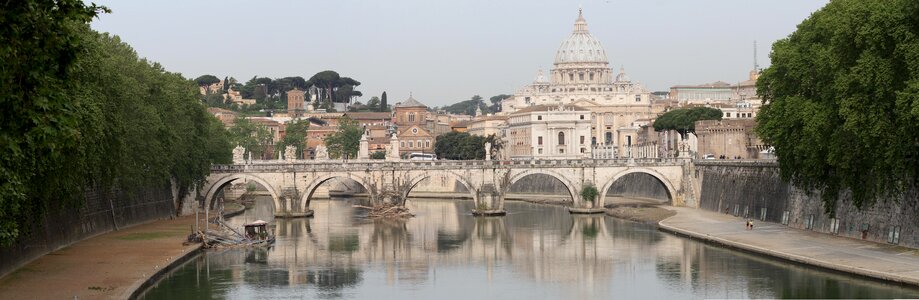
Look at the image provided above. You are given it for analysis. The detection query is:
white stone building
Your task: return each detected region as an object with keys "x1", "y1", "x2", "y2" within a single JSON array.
[
  {"x1": 500, "y1": 9, "x2": 656, "y2": 156},
  {"x1": 505, "y1": 104, "x2": 592, "y2": 159}
]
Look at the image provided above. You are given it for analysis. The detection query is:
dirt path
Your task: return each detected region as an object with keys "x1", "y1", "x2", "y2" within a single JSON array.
[{"x1": 0, "y1": 216, "x2": 201, "y2": 299}]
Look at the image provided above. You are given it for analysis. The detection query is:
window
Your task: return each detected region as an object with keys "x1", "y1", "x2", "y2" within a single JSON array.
[
  {"x1": 401, "y1": 141, "x2": 405, "y2": 148},
  {"x1": 635, "y1": 95, "x2": 641, "y2": 102},
  {"x1": 537, "y1": 115, "x2": 542, "y2": 120},
  {"x1": 412, "y1": 128, "x2": 418, "y2": 134},
  {"x1": 626, "y1": 135, "x2": 632, "y2": 146},
  {"x1": 579, "y1": 115, "x2": 584, "y2": 120},
  {"x1": 425, "y1": 140, "x2": 430, "y2": 148},
  {"x1": 408, "y1": 141, "x2": 414, "y2": 148},
  {"x1": 559, "y1": 149, "x2": 564, "y2": 154},
  {"x1": 589, "y1": 73, "x2": 594, "y2": 81},
  {"x1": 579, "y1": 73, "x2": 584, "y2": 81},
  {"x1": 558, "y1": 132, "x2": 565, "y2": 145},
  {"x1": 538, "y1": 136, "x2": 543, "y2": 145},
  {"x1": 580, "y1": 148, "x2": 586, "y2": 153},
  {"x1": 605, "y1": 132, "x2": 612, "y2": 144},
  {"x1": 569, "y1": 74, "x2": 574, "y2": 81},
  {"x1": 580, "y1": 136, "x2": 585, "y2": 144},
  {"x1": 726, "y1": 112, "x2": 731, "y2": 118},
  {"x1": 408, "y1": 112, "x2": 416, "y2": 122}
]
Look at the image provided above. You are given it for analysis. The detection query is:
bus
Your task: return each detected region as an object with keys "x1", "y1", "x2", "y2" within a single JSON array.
[{"x1": 408, "y1": 153, "x2": 436, "y2": 161}]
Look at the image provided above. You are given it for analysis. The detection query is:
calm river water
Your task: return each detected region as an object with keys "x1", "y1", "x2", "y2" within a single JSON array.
[{"x1": 142, "y1": 198, "x2": 919, "y2": 299}]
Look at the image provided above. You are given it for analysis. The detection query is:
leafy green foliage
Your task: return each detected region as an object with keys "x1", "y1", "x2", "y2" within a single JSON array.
[
  {"x1": 0, "y1": 0, "x2": 109, "y2": 246},
  {"x1": 652, "y1": 107, "x2": 723, "y2": 138},
  {"x1": 442, "y1": 95, "x2": 490, "y2": 116},
  {"x1": 380, "y1": 91, "x2": 389, "y2": 112},
  {"x1": 0, "y1": 1, "x2": 231, "y2": 245},
  {"x1": 370, "y1": 151, "x2": 386, "y2": 160},
  {"x1": 228, "y1": 118, "x2": 273, "y2": 159},
  {"x1": 324, "y1": 117, "x2": 363, "y2": 159},
  {"x1": 580, "y1": 183, "x2": 599, "y2": 202},
  {"x1": 434, "y1": 132, "x2": 501, "y2": 160},
  {"x1": 278, "y1": 119, "x2": 309, "y2": 159},
  {"x1": 756, "y1": 0, "x2": 919, "y2": 211},
  {"x1": 489, "y1": 94, "x2": 512, "y2": 112},
  {"x1": 194, "y1": 74, "x2": 220, "y2": 88}
]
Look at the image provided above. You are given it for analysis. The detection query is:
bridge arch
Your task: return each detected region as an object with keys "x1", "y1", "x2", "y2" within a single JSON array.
[
  {"x1": 403, "y1": 171, "x2": 478, "y2": 205},
  {"x1": 203, "y1": 173, "x2": 281, "y2": 213},
  {"x1": 301, "y1": 173, "x2": 373, "y2": 211},
  {"x1": 505, "y1": 169, "x2": 579, "y2": 208},
  {"x1": 600, "y1": 168, "x2": 676, "y2": 207}
]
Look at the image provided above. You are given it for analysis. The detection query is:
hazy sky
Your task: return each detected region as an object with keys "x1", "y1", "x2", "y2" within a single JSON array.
[{"x1": 90, "y1": 0, "x2": 828, "y2": 107}]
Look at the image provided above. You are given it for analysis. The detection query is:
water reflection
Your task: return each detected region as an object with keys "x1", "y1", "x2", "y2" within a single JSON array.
[{"x1": 142, "y1": 198, "x2": 919, "y2": 299}]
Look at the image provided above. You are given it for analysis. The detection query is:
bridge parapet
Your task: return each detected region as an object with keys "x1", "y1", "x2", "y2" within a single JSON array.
[{"x1": 211, "y1": 158, "x2": 687, "y2": 173}]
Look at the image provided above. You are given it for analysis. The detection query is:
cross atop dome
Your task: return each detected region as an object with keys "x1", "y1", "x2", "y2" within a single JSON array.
[{"x1": 574, "y1": 8, "x2": 588, "y2": 33}]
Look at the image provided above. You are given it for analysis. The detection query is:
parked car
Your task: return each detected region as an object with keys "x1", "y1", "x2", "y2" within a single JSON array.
[
  {"x1": 703, "y1": 154, "x2": 716, "y2": 159},
  {"x1": 409, "y1": 153, "x2": 436, "y2": 161}
]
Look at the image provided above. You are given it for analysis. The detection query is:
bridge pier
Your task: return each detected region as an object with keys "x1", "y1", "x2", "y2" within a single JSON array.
[{"x1": 472, "y1": 184, "x2": 506, "y2": 216}]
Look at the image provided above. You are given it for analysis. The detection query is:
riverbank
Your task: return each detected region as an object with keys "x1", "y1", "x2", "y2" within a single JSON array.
[
  {"x1": 659, "y1": 207, "x2": 919, "y2": 286},
  {"x1": 606, "y1": 205, "x2": 676, "y2": 224},
  {"x1": 0, "y1": 215, "x2": 200, "y2": 299}
]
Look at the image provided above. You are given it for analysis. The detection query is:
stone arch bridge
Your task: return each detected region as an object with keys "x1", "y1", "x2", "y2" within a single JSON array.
[{"x1": 199, "y1": 158, "x2": 693, "y2": 217}]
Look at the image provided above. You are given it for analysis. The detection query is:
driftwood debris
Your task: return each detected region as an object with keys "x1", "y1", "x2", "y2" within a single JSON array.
[{"x1": 353, "y1": 203, "x2": 414, "y2": 218}]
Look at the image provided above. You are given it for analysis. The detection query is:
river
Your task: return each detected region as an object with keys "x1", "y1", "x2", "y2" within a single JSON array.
[{"x1": 141, "y1": 198, "x2": 919, "y2": 299}]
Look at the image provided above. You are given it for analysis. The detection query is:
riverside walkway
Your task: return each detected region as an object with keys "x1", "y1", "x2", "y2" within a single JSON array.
[
  {"x1": 660, "y1": 207, "x2": 919, "y2": 286},
  {"x1": 0, "y1": 216, "x2": 200, "y2": 299}
]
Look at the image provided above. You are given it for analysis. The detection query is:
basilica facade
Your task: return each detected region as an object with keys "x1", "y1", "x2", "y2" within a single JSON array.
[{"x1": 499, "y1": 9, "x2": 659, "y2": 157}]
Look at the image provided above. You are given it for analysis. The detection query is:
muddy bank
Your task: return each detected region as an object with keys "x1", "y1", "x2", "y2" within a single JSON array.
[{"x1": 605, "y1": 205, "x2": 676, "y2": 224}]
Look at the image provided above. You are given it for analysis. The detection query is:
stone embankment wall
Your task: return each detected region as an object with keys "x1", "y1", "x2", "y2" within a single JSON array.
[
  {"x1": 696, "y1": 161, "x2": 919, "y2": 248},
  {"x1": 0, "y1": 184, "x2": 177, "y2": 278}
]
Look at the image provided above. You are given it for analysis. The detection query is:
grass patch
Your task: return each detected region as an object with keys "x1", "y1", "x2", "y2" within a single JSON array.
[{"x1": 114, "y1": 231, "x2": 176, "y2": 241}]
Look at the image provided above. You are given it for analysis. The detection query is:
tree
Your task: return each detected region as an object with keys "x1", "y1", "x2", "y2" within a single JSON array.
[
  {"x1": 278, "y1": 119, "x2": 309, "y2": 159},
  {"x1": 370, "y1": 151, "x2": 386, "y2": 159},
  {"x1": 228, "y1": 118, "x2": 273, "y2": 159},
  {"x1": 380, "y1": 91, "x2": 389, "y2": 112},
  {"x1": 194, "y1": 74, "x2": 221, "y2": 93},
  {"x1": 580, "y1": 183, "x2": 599, "y2": 203},
  {"x1": 489, "y1": 94, "x2": 512, "y2": 113},
  {"x1": 367, "y1": 96, "x2": 381, "y2": 112},
  {"x1": 324, "y1": 116, "x2": 363, "y2": 159},
  {"x1": 0, "y1": 2, "x2": 231, "y2": 246},
  {"x1": 755, "y1": 0, "x2": 919, "y2": 212},
  {"x1": 434, "y1": 132, "x2": 490, "y2": 160},
  {"x1": 652, "y1": 107, "x2": 722, "y2": 139},
  {"x1": 0, "y1": 0, "x2": 109, "y2": 245},
  {"x1": 442, "y1": 96, "x2": 490, "y2": 116}
]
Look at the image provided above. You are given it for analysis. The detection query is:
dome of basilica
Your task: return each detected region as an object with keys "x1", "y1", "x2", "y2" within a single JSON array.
[{"x1": 554, "y1": 10, "x2": 609, "y2": 65}]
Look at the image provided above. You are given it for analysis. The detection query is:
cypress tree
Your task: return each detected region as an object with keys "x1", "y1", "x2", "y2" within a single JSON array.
[{"x1": 380, "y1": 91, "x2": 388, "y2": 112}]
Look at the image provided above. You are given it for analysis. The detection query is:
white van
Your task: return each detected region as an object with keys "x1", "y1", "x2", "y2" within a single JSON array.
[
  {"x1": 703, "y1": 154, "x2": 716, "y2": 160},
  {"x1": 409, "y1": 153, "x2": 436, "y2": 161}
]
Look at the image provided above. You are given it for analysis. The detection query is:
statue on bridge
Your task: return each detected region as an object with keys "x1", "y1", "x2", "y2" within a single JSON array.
[
  {"x1": 485, "y1": 142, "x2": 492, "y2": 161},
  {"x1": 314, "y1": 144, "x2": 329, "y2": 161},
  {"x1": 285, "y1": 145, "x2": 297, "y2": 162},
  {"x1": 387, "y1": 132, "x2": 400, "y2": 161},
  {"x1": 233, "y1": 145, "x2": 245, "y2": 164}
]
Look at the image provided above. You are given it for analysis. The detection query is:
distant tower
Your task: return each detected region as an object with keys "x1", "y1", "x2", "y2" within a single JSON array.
[
  {"x1": 749, "y1": 41, "x2": 761, "y2": 81},
  {"x1": 753, "y1": 40, "x2": 759, "y2": 71},
  {"x1": 287, "y1": 88, "x2": 306, "y2": 118}
]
